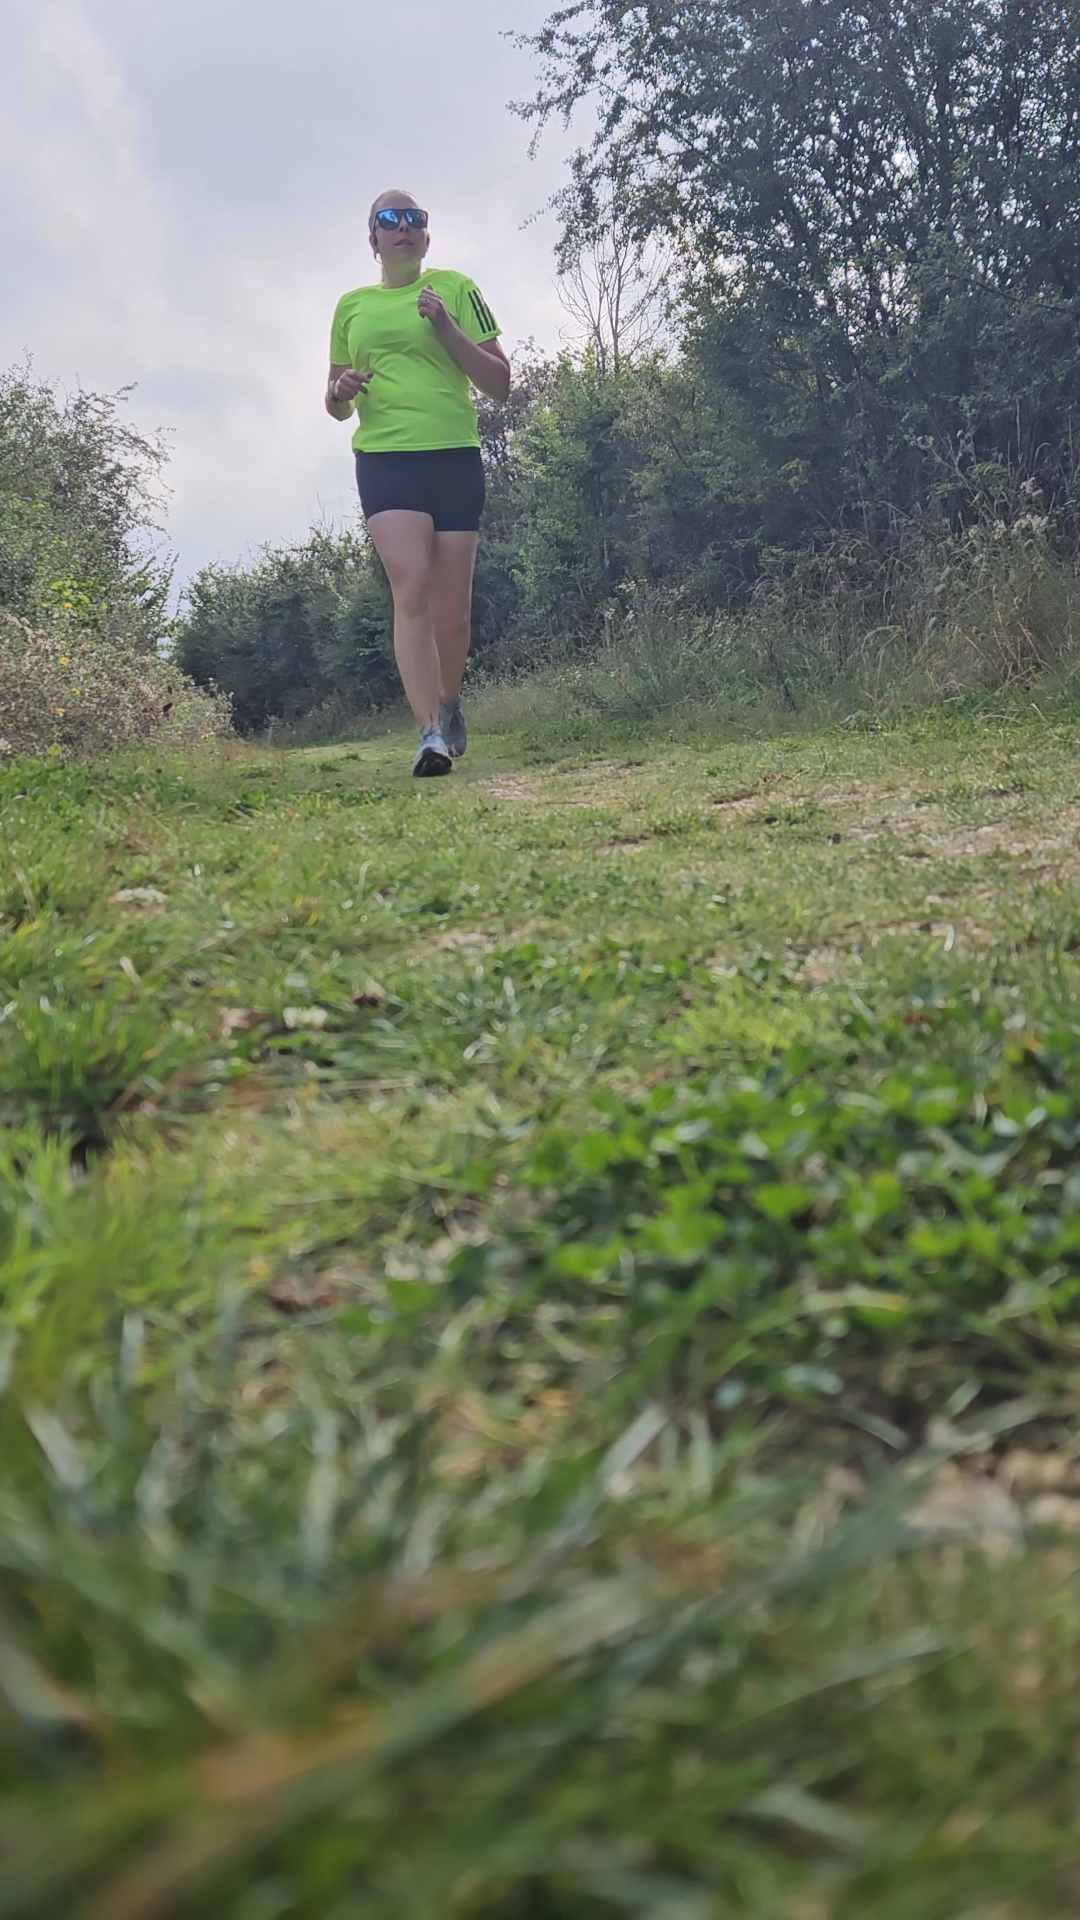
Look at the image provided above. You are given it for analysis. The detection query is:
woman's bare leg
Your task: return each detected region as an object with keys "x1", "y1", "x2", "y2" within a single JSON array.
[
  {"x1": 366, "y1": 510, "x2": 440, "y2": 728},
  {"x1": 430, "y1": 531, "x2": 480, "y2": 702}
]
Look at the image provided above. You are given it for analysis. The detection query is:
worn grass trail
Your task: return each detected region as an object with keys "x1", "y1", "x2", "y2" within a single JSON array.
[{"x1": 4, "y1": 709, "x2": 1080, "y2": 1917}]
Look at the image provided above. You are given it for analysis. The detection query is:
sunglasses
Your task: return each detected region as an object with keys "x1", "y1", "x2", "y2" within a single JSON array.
[{"x1": 372, "y1": 208, "x2": 429, "y2": 233}]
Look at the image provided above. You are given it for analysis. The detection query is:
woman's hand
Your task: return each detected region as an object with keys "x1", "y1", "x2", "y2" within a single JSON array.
[
  {"x1": 331, "y1": 369, "x2": 373, "y2": 402},
  {"x1": 417, "y1": 287, "x2": 453, "y2": 337},
  {"x1": 417, "y1": 288, "x2": 510, "y2": 399},
  {"x1": 325, "y1": 366, "x2": 372, "y2": 420}
]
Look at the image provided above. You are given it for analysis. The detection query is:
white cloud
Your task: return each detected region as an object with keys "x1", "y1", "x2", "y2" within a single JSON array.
[{"x1": 0, "y1": 0, "x2": 573, "y2": 589}]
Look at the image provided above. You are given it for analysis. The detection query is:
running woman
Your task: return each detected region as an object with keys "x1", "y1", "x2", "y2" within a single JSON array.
[{"x1": 325, "y1": 191, "x2": 511, "y2": 776}]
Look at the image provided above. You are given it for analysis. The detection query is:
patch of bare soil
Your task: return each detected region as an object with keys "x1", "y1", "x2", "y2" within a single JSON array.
[
  {"x1": 925, "y1": 815, "x2": 1078, "y2": 868},
  {"x1": 801, "y1": 780, "x2": 1080, "y2": 877},
  {"x1": 786, "y1": 914, "x2": 995, "y2": 984},
  {"x1": 789, "y1": 948, "x2": 860, "y2": 985},
  {"x1": 401, "y1": 928, "x2": 498, "y2": 968},
  {"x1": 431, "y1": 928, "x2": 499, "y2": 954},
  {"x1": 404, "y1": 921, "x2": 554, "y2": 966},
  {"x1": 478, "y1": 761, "x2": 629, "y2": 808},
  {"x1": 477, "y1": 771, "x2": 547, "y2": 801},
  {"x1": 709, "y1": 792, "x2": 765, "y2": 818}
]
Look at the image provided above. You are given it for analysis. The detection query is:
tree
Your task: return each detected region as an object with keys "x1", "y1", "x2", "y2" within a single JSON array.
[
  {"x1": 471, "y1": 346, "x2": 560, "y2": 660},
  {"x1": 556, "y1": 215, "x2": 669, "y2": 376},
  {"x1": 511, "y1": 353, "x2": 655, "y2": 638},
  {"x1": 517, "y1": 0, "x2": 1080, "y2": 522},
  {"x1": 0, "y1": 364, "x2": 171, "y2": 645},
  {"x1": 520, "y1": 0, "x2": 1080, "y2": 313}
]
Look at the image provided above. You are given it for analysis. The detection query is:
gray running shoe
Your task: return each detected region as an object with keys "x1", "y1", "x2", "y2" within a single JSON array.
[
  {"x1": 439, "y1": 697, "x2": 467, "y2": 759},
  {"x1": 413, "y1": 726, "x2": 453, "y2": 778}
]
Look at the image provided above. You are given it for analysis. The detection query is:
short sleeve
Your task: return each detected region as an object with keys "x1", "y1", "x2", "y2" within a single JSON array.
[
  {"x1": 456, "y1": 277, "x2": 500, "y2": 343},
  {"x1": 329, "y1": 297, "x2": 352, "y2": 366}
]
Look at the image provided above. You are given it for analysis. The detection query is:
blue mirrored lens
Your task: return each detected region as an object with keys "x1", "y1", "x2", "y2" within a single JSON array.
[{"x1": 374, "y1": 209, "x2": 429, "y2": 231}]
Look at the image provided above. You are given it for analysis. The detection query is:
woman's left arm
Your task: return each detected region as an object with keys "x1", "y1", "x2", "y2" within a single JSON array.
[{"x1": 417, "y1": 289, "x2": 511, "y2": 403}]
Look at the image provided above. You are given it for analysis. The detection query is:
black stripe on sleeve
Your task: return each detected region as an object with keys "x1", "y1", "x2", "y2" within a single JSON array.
[{"x1": 469, "y1": 289, "x2": 498, "y2": 337}]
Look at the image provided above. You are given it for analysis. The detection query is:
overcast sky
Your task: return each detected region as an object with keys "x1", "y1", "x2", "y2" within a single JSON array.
[{"x1": 0, "y1": 0, "x2": 575, "y2": 591}]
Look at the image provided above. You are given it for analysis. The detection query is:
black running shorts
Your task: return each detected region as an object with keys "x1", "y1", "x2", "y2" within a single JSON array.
[{"x1": 355, "y1": 447, "x2": 486, "y2": 533}]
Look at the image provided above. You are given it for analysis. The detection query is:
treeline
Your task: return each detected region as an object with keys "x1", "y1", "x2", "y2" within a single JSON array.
[{"x1": 173, "y1": 0, "x2": 1080, "y2": 722}]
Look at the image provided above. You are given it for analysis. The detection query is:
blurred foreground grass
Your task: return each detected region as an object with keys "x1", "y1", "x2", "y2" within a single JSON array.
[{"x1": 5, "y1": 709, "x2": 1080, "y2": 1915}]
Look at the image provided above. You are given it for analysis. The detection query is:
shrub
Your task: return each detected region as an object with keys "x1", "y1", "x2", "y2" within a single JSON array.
[
  {"x1": 0, "y1": 614, "x2": 232, "y2": 760},
  {"x1": 175, "y1": 530, "x2": 395, "y2": 731}
]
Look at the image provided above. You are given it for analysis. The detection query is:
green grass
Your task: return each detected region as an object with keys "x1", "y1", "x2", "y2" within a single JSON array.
[{"x1": 5, "y1": 709, "x2": 1080, "y2": 1916}]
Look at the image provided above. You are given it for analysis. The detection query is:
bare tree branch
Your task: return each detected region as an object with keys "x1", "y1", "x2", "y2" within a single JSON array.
[{"x1": 557, "y1": 220, "x2": 671, "y2": 374}]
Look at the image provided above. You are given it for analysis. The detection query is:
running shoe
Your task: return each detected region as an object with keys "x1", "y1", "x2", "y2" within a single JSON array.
[
  {"x1": 439, "y1": 697, "x2": 467, "y2": 759},
  {"x1": 413, "y1": 726, "x2": 453, "y2": 778}
]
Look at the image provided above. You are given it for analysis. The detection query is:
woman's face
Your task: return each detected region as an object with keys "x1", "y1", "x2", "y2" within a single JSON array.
[{"x1": 371, "y1": 197, "x2": 430, "y2": 270}]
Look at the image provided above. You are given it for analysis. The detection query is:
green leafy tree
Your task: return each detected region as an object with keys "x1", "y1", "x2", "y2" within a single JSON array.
[
  {"x1": 512, "y1": 352, "x2": 650, "y2": 639},
  {"x1": 470, "y1": 346, "x2": 560, "y2": 660},
  {"x1": 517, "y1": 0, "x2": 1080, "y2": 530},
  {"x1": 0, "y1": 364, "x2": 171, "y2": 645}
]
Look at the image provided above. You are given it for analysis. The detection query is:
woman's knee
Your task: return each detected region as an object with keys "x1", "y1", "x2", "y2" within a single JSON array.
[
  {"x1": 436, "y1": 607, "x2": 471, "y2": 639},
  {"x1": 390, "y1": 571, "x2": 432, "y2": 621}
]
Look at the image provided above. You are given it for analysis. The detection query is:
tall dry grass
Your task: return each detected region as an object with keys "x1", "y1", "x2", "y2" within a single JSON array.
[
  {"x1": 473, "y1": 489, "x2": 1080, "y2": 734},
  {"x1": 747, "y1": 487, "x2": 1080, "y2": 710}
]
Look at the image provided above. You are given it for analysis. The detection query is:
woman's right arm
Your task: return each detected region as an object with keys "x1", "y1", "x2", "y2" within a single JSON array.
[{"x1": 325, "y1": 364, "x2": 372, "y2": 421}]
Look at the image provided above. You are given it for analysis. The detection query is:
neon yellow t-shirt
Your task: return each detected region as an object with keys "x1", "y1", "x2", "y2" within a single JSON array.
[{"x1": 329, "y1": 268, "x2": 500, "y2": 454}]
